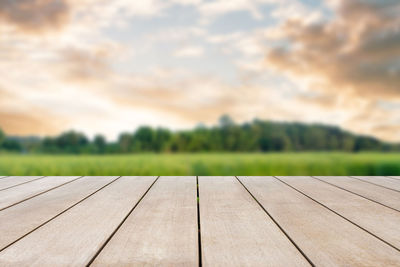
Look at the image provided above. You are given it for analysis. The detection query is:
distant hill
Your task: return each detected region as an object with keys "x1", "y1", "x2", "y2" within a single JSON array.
[{"x1": 1, "y1": 117, "x2": 399, "y2": 154}]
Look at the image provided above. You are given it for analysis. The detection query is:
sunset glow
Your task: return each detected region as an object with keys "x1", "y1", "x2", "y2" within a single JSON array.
[{"x1": 1, "y1": 0, "x2": 399, "y2": 141}]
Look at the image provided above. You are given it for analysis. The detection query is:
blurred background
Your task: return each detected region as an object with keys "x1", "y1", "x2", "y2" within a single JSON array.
[{"x1": 0, "y1": 0, "x2": 399, "y2": 175}]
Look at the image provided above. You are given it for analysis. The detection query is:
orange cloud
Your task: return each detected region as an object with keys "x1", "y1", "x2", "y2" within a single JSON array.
[
  {"x1": 0, "y1": 0, "x2": 399, "y2": 142},
  {"x1": 370, "y1": 125, "x2": 400, "y2": 142},
  {"x1": 0, "y1": 111, "x2": 66, "y2": 136},
  {"x1": 0, "y1": 89, "x2": 67, "y2": 136},
  {"x1": 261, "y1": 0, "x2": 400, "y2": 141},
  {"x1": 60, "y1": 46, "x2": 113, "y2": 84},
  {"x1": 0, "y1": 0, "x2": 70, "y2": 33},
  {"x1": 266, "y1": 0, "x2": 400, "y2": 99}
]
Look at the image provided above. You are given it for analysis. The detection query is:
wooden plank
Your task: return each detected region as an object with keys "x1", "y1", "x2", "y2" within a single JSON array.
[
  {"x1": 388, "y1": 176, "x2": 400, "y2": 180},
  {"x1": 0, "y1": 176, "x2": 119, "y2": 250},
  {"x1": 315, "y1": 176, "x2": 400, "y2": 211},
  {"x1": 350, "y1": 176, "x2": 400, "y2": 192},
  {"x1": 278, "y1": 176, "x2": 400, "y2": 250},
  {"x1": 91, "y1": 176, "x2": 198, "y2": 266},
  {"x1": 239, "y1": 176, "x2": 400, "y2": 265},
  {"x1": 0, "y1": 176, "x2": 157, "y2": 266},
  {"x1": 0, "y1": 176, "x2": 81, "y2": 211},
  {"x1": 0, "y1": 176, "x2": 44, "y2": 191},
  {"x1": 198, "y1": 176, "x2": 310, "y2": 267}
]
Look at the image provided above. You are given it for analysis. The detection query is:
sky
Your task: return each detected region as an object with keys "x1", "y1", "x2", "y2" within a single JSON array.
[{"x1": 0, "y1": 0, "x2": 400, "y2": 141}]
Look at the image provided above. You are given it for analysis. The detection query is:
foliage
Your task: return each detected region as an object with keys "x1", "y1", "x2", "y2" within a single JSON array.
[
  {"x1": 0, "y1": 129, "x2": 4, "y2": 146},
  {"x1": 0, "y1": 116, "x2": 398, "y2": 154},
  {"x1": 40, "y1": 131, "x2": 89, "y2": 154},
  {"x1": 93, "y1": 135, "x2": 107, "y2": 154},
  {"x1": 1, "y1": 139, "x2": 22, "y2": 152},
  {"x1": 0, "y1": 130, "x2": 23, "y2": 152}
]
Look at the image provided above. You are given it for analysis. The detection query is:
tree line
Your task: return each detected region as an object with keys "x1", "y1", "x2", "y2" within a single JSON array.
[{"x1": 0, "y1": 116, "x2": 398, "y2": 154}]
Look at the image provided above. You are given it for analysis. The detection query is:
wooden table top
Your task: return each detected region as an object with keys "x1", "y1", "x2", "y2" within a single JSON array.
[{"x1": 1, "y1": 176, "x2": 400, "y2": 266}]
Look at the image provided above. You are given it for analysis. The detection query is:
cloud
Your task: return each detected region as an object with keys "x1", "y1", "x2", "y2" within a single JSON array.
[
  {"x1": 259, "y1": 0, "x2": 400, "y2": 140},
  {"x1": 0, "y1": 88, "x2": 67, "y2": 135},
  {"x1": 174, "y1": 45, "x2": 204, "y2": 57},
  {"x1": 102, "y1": 68, "x2": 305, "y2": 131},
  {"x1": 197, "y1": 0, "x2": 282, "y2": 22},
  {"x1": 0, "y1": 111, "x2": 66, "y2": 136},
  {"x1": 340, "y1": 100, "x2": 400, "y2": 142},
  {"x1": 1, "y1": 0, "x2": 400, "y2": 142},
  {"x1": 0, "y1": 0, "x2": 70, "y2": 33},
  {"x1": 266, "y1": 0, "x2": 400, "y2": 100},
  {"x1": 370, "y1": 125, "x2": 400, "y2": 142},
  {"x1": 59, "y1": 45, "x2": 114, "y2": 84},
  {"x1": 199, "y1": 0, "x2": 262, "y2": 20},
  {"x1": 195, "y1": 0, "x2": 322, "y2": 25},
  {"x1": 0, "y1": 0, "x2": 174, "y2": 35}
]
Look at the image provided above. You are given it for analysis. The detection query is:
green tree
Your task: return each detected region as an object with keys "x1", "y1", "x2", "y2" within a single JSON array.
[
  {"x1": 219, "y1": 114, "x2": 235, "y2": 128},
  {"x1": 55, "y1": 131, "x2": 89, "y2": 154},
  {"x1": 0, "y1": 128, "x2": 5, "y2": 147},
  {"x1": 94, "y1": 135, "x2": 107, "y2": 154},
  {"x1": 25, "y1": 117, "x2": 400, "y2": 154},
  {"x1": 133, "y1": 126, "x2": 155, "y2": 151},
  {"x1": 154, "y1": 128, "x2": 171, "y2": 152},
  {"x1": 118, "y1": 133, "x2": 132, "y2": 153},
  {"x1": 2, "y1": 139, "x2": 22, "y2": 152},
  {"x1": 41, "y1": 137, "x2": 57, "y2": 153}
]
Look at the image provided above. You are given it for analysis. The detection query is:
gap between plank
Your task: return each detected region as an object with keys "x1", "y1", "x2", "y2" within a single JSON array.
[
  {"x1": 86, "y1": 176, "x2": 160, "y2": 266},
  {"x1": 0, "y1": 176, "x2": 10, "y2": 180},
  {"x1": 273, "y1": 176, "x2": 400, "y2": 253},
  {"x1": 0, "y1": 176, "x2": 122, "y2": 252},
  {"x1": 0, "y1": 176, "x2": 47, "y2": 192},
  {"x1": 235, "y1": 176, "x2": 315, "y2": 267},
  {"x1": 196, "y1": 176, "x2": 202, "y2": 267},
  {"x1": 348, "y1": 176, "x2": 400, "y2": 193},
  {"x1": 311, "y1": 176, "x2": 400, "y2": 213},
  {"x1": 0, "y1": 176, "x2": 85, "y2": 212}
]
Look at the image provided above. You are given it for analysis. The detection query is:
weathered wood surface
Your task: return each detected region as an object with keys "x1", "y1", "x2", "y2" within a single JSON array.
[
  {"x1": 0, "y1": 176, "x2": 44, "y2": 191},
  {"x1": 315, "y1": 176, "x2": 400, "y2": 211},
  {"x1": 239, "y1": 176, "x2": 400, "y2": 266},
  {"x1": 92, "y1": 176, "x2": 198, "y2": 266},
  {"x1": 278, "y1": 176, "x2": 400, "y2": 250},
  {"x1": 1, "y1": 176, "x2": 400, "y2": 266},
  {"x1": 0, "y1": 176, "x2": 118, "y2": 250},
  {"x1": 198, "y1": 176, "x2": 310, "y2": 266},
  {"x1": 350, "y1": 176, "x2": 400, "y2": 192},
  {"x1": 0, "y1": 176, "x2": 81, "y2": 211},
  {"x1": 0, "y1": 176, "x2": 156, "y2": 266}
]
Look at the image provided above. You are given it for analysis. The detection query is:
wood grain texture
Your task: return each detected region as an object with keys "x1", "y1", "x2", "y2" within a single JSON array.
[
  {"x1": 0, "y1": 176, "x2": 44, "y2": 191},
  {"x1": 92, "y1": 176, "x2": 198, "y2": 266},
  {"x1": 278, "y1": 176, "x2": 400, "y2": 250},
  {"x1": 0, "y1": 176, "x2": 157, "y2": 266},
  {"x1": 0, "y1": 176, "x2": 81, "y2": 211},
  {"x1": 350, "y1": 176, "x2": 400, "y2": 192},
  {"x1": 239, "y1": 176, "x2": 400, "y2": 266},
  {"x1": 387, "y1": 176, "x2": 400, "y2": 180},
  {"x1": 315, "y1": 176, "x2": 400, "y2": 211},
  {"x1": 198, "y1": 176, "x2": 310, "y2": 267},
  {"x1": 0, "y1": 176, "x2": 118, "y2": 250}
]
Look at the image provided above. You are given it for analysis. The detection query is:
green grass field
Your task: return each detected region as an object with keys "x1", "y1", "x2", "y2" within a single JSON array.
[{"x1": 1, "y1": 153, "x2": 400, "y2": 176}]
